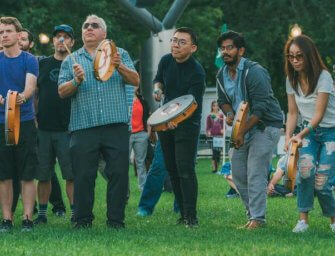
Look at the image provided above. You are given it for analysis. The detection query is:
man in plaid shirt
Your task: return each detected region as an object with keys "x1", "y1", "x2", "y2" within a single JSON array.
[{"x1": 58, "y1": 14, "x2": 139, "y2": 229}]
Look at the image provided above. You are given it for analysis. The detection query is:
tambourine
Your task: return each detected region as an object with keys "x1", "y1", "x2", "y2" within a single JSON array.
[
  {"x1": 230, "y1": 101, "x2": 249, "y2": 147},
  {"x1": 148, "y1": 94, "x2": 197, "y2": 131},
  {"x1": 286, "y1": 141, "x2": 299, "y2": 192},
  {"x1": 5, "y1": 91, "x2": 20, "y2": 145},
  {"x1": 93, "y1": 39, "x2": 117, "y2": 81}
]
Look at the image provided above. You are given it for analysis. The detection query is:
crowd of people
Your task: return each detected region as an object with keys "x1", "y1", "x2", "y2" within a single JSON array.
[{"x1": 0, "y1": 14, "x2": 335, "y2": 234}]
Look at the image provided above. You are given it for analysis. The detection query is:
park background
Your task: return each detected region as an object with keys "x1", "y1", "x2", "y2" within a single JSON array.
[{"x1": 1, "y1": 0, "x2": 335, "y2": 255}]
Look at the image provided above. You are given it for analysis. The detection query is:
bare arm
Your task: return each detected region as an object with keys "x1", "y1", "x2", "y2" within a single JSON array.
[
  {"x1": 0, "y1": 94, "x2": 4, "y2": 105},
  {"x1": 117, "y1": 63, "x2": 140, "y2": 87},
  {"x1": 17, "y1": 73, "x2": 37, "y2": 104},
  {"x1": 58, "y1": 63, "x2": 84, "y2": 99},
  {"x1": 285, "y1": 94, "x2": 298, "y2": 146},
  {"x1": 290, "y1": 92, "x2": 329, "y2": 147},
  {"x1": 220, "y1": 104, "x2": 234, "y2": 126},
  {"x1": 58, "y1": 80, "x2": 78, "y2": 99},
  {"x1": 112, "y1": 52, "x2": 139, "y2": 87},
  {"x1": 267, "y1": 169, "x2": 284, "y2": 194}
]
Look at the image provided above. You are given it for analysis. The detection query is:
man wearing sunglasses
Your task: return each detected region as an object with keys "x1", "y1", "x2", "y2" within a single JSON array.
[
  {"x1": 58, "y1": 14, "x2": 139, "y2": 229},
  {"x1": 153, "y1": 27, "x2": 205, "y2": 228},
  {"x1": 216, "y1": 31, "x2": 283, "y2": 229}
]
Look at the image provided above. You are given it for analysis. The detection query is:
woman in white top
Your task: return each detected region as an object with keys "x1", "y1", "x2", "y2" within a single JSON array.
[{"x1": 285, "y1": 34, "x2": 335, "y2": 233}]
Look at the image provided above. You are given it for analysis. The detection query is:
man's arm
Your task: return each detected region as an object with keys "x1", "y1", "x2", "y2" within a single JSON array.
[
  {"x1": 58, "y1": 59, "x2": 83, "y2": 98},
  {"x1": 0, "y1": 94, "x2": 4, "y2": 105},
  {"x1": 244, "y1": 66, "x2": 271, "y2": 132},
  {"x1": 113, "y1": 50, "x2": 139, "y2": 87},
  {"x1": 17, "y1": 73, "x2": 37, "y2": 104}
]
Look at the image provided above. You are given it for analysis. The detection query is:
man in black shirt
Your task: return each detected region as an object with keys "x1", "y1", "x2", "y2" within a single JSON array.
[
  {"x1": 153, "y1": 27, "x2": 205, "y2": 227},
  {"x1": 34, "y1": 25, "x2": 75, "y2": 224}
]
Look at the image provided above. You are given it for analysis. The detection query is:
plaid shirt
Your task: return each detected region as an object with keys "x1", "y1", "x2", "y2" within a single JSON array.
[
  {"x1": 125, "y1": 84, "x2": 135, "y2": 131},
  {"x1": 58, "y1": 46, "x2": 136, "y2": 132}
]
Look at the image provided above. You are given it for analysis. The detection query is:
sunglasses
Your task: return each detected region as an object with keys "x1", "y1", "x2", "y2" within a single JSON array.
[
  {"x1": 286, "y1": 53, "x2": 304, "y2": 62},
  {"x1": 83, "y1": 22, "x2": 100, "y2": 29}
]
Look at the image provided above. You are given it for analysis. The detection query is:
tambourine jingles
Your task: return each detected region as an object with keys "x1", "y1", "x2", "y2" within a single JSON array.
[
  {"x1": 93, "y1": 39, "x2": 117, "y2": 81},
  {"x1": 5, "y1": 91, "x2": 20, "y2": 145},
  {"x1": 286, "y1": 141, "x2": 299, "y2": 192},
  {"x1": 147, "y1": 95, "x2": 198, "y2": 131},
  {"x1": 230, "y1": 101, "x2": 249, "y2": 147}
]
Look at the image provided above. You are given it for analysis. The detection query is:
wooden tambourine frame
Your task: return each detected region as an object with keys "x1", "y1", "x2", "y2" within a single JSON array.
[
  {"x1": 5, "y1": 91, "x2": 20, "y2": 146},
  {"x1": 230, "y1": 101, "x2": 249, "y2": 147},
  {"x1": 286, "y1": 141, "x2": 299, "y2": 192},
  {"x1": 93, "y1": 39, "x2": 117, "y2": 81},
  {"x1": 148, "y1": 95, "x2": 198, "y2": 132}
]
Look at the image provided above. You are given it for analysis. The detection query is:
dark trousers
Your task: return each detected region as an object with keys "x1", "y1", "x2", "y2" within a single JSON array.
[
  {"x1": 158, "y1": 122, "x2": 200, "y2": 219},
  {"x1": 70, "y1": 124, "x2": 129, "y2": 224}
]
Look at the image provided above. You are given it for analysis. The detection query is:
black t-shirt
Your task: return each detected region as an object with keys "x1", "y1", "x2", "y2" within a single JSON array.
[
  {"x1": 153, "y1": 54, "x2": 206, "y2": 124},
  {"x1": 37, "y1": 56, "x2": 71, "y2": 131}
]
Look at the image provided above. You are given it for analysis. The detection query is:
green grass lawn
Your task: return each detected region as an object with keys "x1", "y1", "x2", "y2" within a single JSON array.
[{"x1": 1, "y1": 158, "x2": 335, "y2": 256}]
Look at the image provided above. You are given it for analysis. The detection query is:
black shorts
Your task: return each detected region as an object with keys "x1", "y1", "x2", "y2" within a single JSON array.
[{"x1": 0, "y1": 120, "x2": 38, "y2": 181}]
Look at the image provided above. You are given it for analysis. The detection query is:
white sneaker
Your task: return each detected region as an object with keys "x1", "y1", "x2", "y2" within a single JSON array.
[
  {"x1": 292, "y1": 220, "x2": 309, "y2": 233},
  {"x1": 330, "y1": 223, "x2": 335, "y2": 232}
]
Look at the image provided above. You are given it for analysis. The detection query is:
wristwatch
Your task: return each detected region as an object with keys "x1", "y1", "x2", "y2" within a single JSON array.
[{"x1": 71, "y1": 78, "x2": 80, "y2": 87}]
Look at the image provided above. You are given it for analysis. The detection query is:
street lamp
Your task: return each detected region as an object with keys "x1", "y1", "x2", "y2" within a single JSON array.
[
  {"x1": 290, "y1": 24, "x2": 302, "y2": 38},
  {"x1": 39, "y1": 33, "x2": 50, "y2": 44}
]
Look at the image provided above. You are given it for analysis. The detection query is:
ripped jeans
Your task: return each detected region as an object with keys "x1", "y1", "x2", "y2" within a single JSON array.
[{"x1": 297, "y1": 126, "x2": 335, "y2": 216}]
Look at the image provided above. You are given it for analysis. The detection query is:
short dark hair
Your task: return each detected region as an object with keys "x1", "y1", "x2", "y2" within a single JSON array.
[
  {"x1": 21, "y1": 28, "x2": 34, "y2": 43},
  {"x1": 0, "y1": 16, "x2": 22, "y2": 32},
  {"x1": 217, "y1": 30, "x2": 245, "y2": 49},
  {"x1": 174, "y1": 27, "x2": 198, "y2": 46}
]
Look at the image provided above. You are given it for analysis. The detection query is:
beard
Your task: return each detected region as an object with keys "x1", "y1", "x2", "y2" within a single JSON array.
[
  {"x1": 222, "y1": 54, "x2": 239, "y2": 66},
  {"x1": 20, "y1": 44, "x2": 30, "y2": 51}
]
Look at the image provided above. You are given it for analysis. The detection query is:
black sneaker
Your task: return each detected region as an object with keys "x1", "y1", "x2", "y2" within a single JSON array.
[
  {"x1": 33, "y1": 216, "x2": 47, "y2": 225},
  {"x1": 73, "y1": 221, "x2": 92, "y2": 229},
  {"x1": 21, "y1": 219, "x2": 34, "y2": 232},
  {"x1": 185, "y1": 217, "x2": 198, "y2": 228},
  {"x1": 176, "y1": 217, "x2": 186, "y2": 225},
  {"x1": 0, "y1": 219, "x2": 13, "y2": 232},
  {"x1": 107, "y1": 220, "x2": 125, "y2": 230}
]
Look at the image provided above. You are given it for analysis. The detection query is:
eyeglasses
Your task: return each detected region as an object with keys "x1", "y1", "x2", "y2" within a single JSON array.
[
  {"x1": 82, "y1": 22, "x2": 100, "y2": 30},
  {"x1": 170, "y1": 37, "x2": 190, "y2": 47},
  {"x1": 220, "y1": 45, "x2": 235, "y2": 52},
  {"x1": 286, "y1": 54, "x2": 304, "y2": 62}
]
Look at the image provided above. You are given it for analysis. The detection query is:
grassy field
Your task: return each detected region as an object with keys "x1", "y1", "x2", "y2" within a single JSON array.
[{"x1": 1, "y1": 158, "x2": 335, "y2": 256}]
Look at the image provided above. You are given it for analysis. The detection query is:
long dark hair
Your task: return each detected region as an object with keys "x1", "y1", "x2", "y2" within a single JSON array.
[{"x1": 284, "y1": 35, "x2": 327, "y2": 96}]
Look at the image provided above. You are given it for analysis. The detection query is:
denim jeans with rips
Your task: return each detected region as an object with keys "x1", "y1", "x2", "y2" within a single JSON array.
[{"x1": 297, "y1": 127, "x2": 335, "y2": 216}]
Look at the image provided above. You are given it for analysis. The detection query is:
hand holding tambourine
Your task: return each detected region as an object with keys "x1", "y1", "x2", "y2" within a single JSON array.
[
  {"x1": 111, "y1": 52, "x2": 121, "y2": 69},
  {"x1": 0, "y1": 94, "x2": 4, "y2": 105}
]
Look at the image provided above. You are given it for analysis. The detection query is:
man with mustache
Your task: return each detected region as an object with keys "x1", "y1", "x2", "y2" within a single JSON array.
[
  {"x1": 216, "y1": 31, "x2": 283, "y2": 229},
  {"x1": 58, "y1": 14, "x2": 139, "y2": 229}
]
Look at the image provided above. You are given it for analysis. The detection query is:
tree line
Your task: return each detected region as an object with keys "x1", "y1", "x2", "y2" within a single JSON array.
[{"x1": 1, "y1": 0, "x2": 334, "y2": 110}]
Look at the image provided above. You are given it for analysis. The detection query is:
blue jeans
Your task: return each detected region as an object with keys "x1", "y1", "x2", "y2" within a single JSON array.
[
  {"x1": 297, "y1": 127, "x2": 335, "y2": 217},
  {"x1": 138, "y1": 140, "x2": 168, "y2": 214}
]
